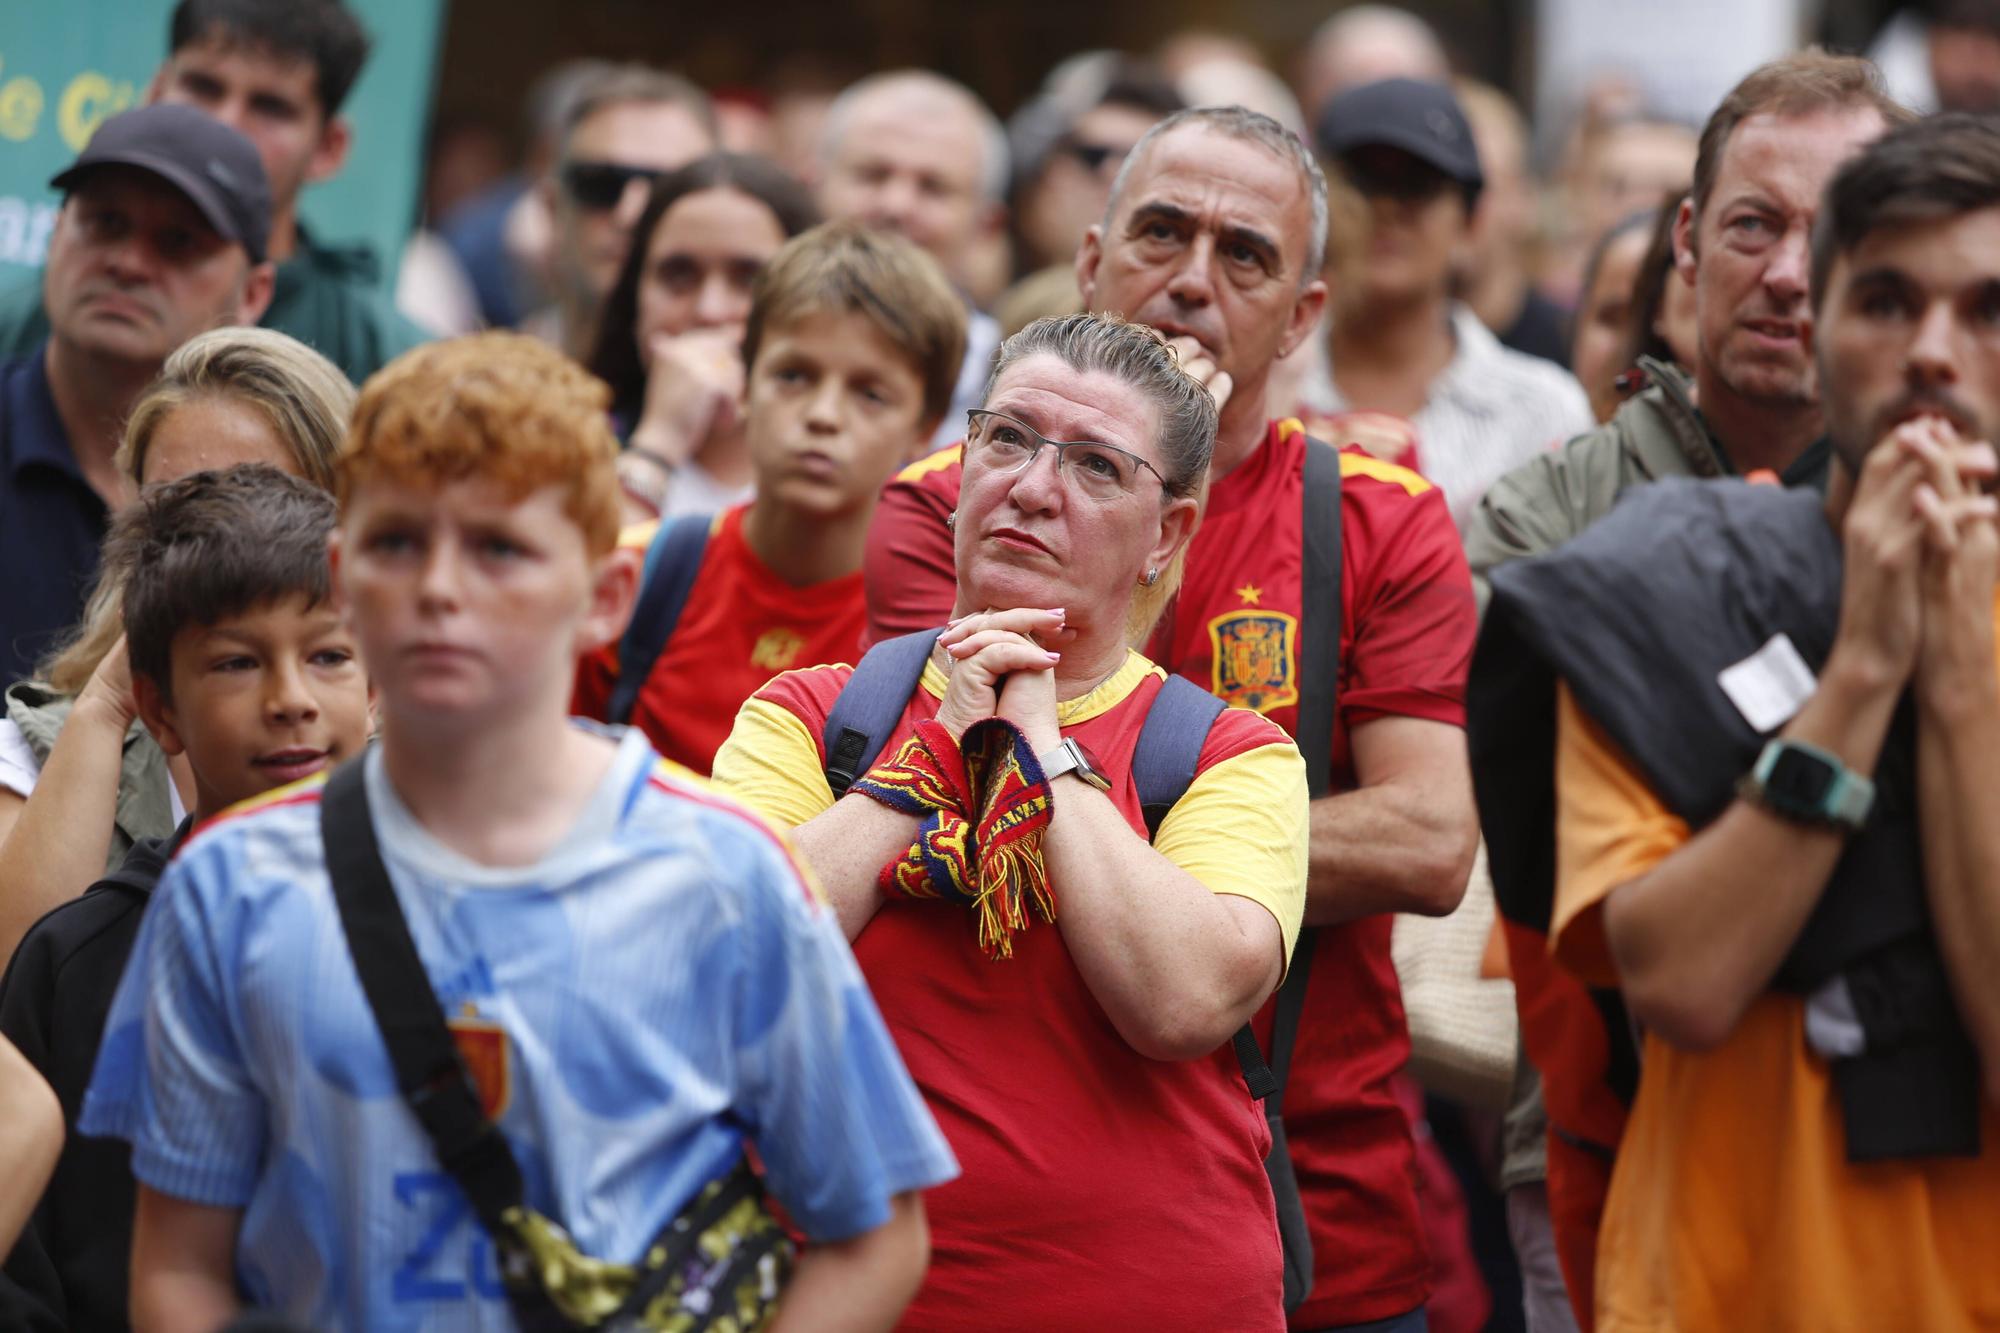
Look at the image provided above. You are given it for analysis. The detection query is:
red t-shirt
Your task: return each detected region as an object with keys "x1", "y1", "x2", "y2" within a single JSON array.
[
  {"x1": 741, "y1": 660, "x2": 1295, "y2": 1333},
  {"x1": 861, "y1": 419, "x2": 1478, "y2": 1325},
  {"x1": 575, "y1": 505, "x2": 867, "y2": 774}
]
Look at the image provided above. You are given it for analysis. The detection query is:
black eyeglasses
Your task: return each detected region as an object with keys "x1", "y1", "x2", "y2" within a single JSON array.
[
  {"x1": 965, "y1": 409, "x2": 1167, "y2": 501},
  {"x1": 560, "y1": 159, "x2": 664, "y2": 211}
]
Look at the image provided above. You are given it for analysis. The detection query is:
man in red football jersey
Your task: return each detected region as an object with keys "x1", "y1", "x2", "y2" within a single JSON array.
[{"x1": 862, "y1": 104, "x2": 1479, "y2": 1332}]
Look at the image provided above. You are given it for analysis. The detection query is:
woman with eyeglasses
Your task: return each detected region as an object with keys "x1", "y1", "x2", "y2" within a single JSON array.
[
  {"x1": 713, "y1": 313, "x2": 1308, "y2": 1332},
  {"x1": 588, "y1": 152, "x2": 818, "y2": 522}
]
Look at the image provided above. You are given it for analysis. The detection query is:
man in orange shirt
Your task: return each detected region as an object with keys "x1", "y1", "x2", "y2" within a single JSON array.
[
  {"x1": 1483, "y1": 113, "x2": 2000, "y2": 1329},
  {"x1": 574, "y1": 221, "x2": 964, "y2": 772}
]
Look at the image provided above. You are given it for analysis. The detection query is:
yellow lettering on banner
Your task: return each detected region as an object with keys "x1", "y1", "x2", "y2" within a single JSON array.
[
  {"x1": 0, "y1": 56, "x2": 44, "y2": 143},
  {"x1": 58, "y1": 71, "x2": 137, "y2": 152}
]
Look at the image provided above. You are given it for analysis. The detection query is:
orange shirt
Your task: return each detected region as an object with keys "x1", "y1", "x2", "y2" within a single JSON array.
[
  {"x1": 575, "y1": 506, "x2": 866, "y2": 775},
  {"x1": 1552, "y1": 684, "x2": 2000, "y2": 1331}
]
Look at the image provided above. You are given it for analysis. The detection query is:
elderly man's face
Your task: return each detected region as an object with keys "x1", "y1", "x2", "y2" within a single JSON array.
[
  {"x1": 1816, "y1": 205, "x2": 2000, "y2": 474},
  {"x1": 43, "y1": 167, "x2": 263, "y2": 368},
  {"x1": 1078, "y1": 126, "x2": 1322, "y2": 409},
  {"x1": 818, "y1": 85, "x2": 992, "y2": 284}
]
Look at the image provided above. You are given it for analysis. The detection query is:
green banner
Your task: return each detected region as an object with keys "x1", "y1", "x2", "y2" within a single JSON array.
[{"x1": 0, "y1": 0, "x2": 444, "y2": 289}]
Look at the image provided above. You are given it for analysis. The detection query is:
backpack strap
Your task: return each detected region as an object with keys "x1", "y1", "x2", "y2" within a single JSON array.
[
  {"x1": 1134, "y1": 674, "x2": 1227, "y2": 840},
  {"x1": 822, "y1": 629, "x2": 936, "y2": 799},
  {"x1": 607, "y1": 513, "x2": 713, "y2": 725},
  {"x1": 318, "y1": 761, "x2": 570, "y2": 1330},
  {"x1": 1297, "y1": 435, "x2": 1344, "y2": 801}
]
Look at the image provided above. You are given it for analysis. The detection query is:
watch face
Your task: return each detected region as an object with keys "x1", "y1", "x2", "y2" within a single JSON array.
[{"x1": 1766, "y1": 746, "x2": 1836, "y2": 806}]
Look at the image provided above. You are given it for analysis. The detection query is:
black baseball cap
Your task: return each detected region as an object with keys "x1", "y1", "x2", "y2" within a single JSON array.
[
  {"x1": 1317, "y1": 77, "x2": 1484, "y2": 205},
  {"x1": 50, "y1": 104, "x2": 273, "y2": 264}
]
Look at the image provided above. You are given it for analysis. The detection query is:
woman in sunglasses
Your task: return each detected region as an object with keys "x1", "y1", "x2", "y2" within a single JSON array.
[
  {"x1": 589, "y1": 152, "x2": 818, "y2": 521},
  {"x1": 713, "y1": 312, "x2": 1308, "y2": 1332}
]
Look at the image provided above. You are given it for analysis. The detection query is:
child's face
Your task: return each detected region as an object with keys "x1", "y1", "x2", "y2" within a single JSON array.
[
  {"x1": 744, "y1": 309, "x2": 932, "y2": 518},
  {"x1": 136, "y1": 595, "x2": 371, "y2": 817},
  {"x1": 333, "y1": 476, "x2": 636, "y2": 728}
]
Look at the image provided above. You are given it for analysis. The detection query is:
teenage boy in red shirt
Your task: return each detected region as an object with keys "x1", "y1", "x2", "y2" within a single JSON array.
[{"x1": 575, "y1": 221, "x2": 965, "y2": 773}]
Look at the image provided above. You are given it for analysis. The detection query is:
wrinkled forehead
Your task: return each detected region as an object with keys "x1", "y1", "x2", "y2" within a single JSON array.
[
  {"x1": 983, "y1": 354, "x2": 1163, "y2": 458},
  {"x1": 1828, "y1": 205, "x2": 2000, "y2": 301},
  {"x1": 1114, "y1": 126, "x2": 1309, "y2": 231}
]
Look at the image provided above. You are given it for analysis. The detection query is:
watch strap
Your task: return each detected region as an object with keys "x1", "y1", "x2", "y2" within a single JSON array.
[{"x1": 1743, "y1": 738, "x2": 1875, "y2": 830}]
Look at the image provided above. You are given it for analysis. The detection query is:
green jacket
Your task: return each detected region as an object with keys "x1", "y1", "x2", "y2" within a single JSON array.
[
  {"x1": 0, "y1": 229, "x2": 427, "y2": 386},
  {"x1": 4, "y1": 681, "x2": 176, "y2": 877},
  {"x1": 1464, "y1": 359, "x2": 1724, "y2": 609}
]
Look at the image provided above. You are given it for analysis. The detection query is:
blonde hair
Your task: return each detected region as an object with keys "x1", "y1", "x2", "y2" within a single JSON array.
[
  {"x1": 118, "y1": 326, "x2": 352, "y2": 491},
  {"x1": 337, "y1": 333, "x2": 623, "y2": 556},
  {"x1": 40, "y1": 328, "x2": 354, "y2": 695}
]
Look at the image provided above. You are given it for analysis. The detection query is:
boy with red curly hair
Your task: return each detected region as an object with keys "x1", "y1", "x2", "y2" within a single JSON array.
[{"x1": 81, "y1": 333, "x2": 955, "y2": 1332}]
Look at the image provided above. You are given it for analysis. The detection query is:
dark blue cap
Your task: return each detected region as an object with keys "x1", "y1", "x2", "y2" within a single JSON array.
[
  {"x1": 51, "y1": 104, "x2": 273, "y2": 264},
  {"x1": 1317, "y1": 77, "x2": 1485, "y2": 203}
]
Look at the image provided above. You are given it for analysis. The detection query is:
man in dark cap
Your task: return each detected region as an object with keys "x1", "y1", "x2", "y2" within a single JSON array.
[
  {"x1": 1310, "y1": 76, "x2": 1592, "y2": 529},
  {"x1": 0, "y1": 0, "x2": 424, "y2": 384},
  {"x1": 0, "y1": 103, "x2": 274, "y2": 687}
]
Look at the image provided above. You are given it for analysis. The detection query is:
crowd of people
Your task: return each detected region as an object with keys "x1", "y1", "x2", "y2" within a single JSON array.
[{"x1": 2, "y1": 1, "x2": 1999, "y2": 1330}]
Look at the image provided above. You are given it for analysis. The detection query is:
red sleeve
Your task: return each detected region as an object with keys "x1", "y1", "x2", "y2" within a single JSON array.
[
  {"x1": 1340, "y1": 469, "x2": 1476, "y2": 729},
  {"x1": 862, "y1": 452, "x2": 962, "y2": 650}
]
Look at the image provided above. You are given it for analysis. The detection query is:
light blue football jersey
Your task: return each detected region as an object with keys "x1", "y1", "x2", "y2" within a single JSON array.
[{"x1": 82, "y1": 728, "x2": 957, "y2": 1331}]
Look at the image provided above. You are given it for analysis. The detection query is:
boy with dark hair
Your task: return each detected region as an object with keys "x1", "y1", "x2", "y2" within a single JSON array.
[
  {"x1": 0, "y1": 0, "x2": 426, "y2": 382},
  {"x1": 1, "y1": 464, "x2": 370, "y2": 1331},
  {"x1": 82, "y1": 333, "x2": 954, "y2": 1332},
  {"x1": 574, "y1": 221, "x2": 966, "y2": 774}
]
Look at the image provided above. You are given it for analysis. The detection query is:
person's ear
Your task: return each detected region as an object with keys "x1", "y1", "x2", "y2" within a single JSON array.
[
  {"x1": 237, "y1": 259, "x2": 276, "y2": 326},
  {"x1": 133, "y1": 669, "x2": 187, "y2": 759},
  {"x1": 1277, "y1": 276, "x2": 1328, "y2": 361},
  {"x1": 1075, "y1": 224, "x2": 1104, "y2": 310},
  {"x1": 306, "y1": 115, "x2": 353, "y2": 187},
  {"x1": 1672, "y1": 194, "x2": 1698, "y2": 288},
  {"x1": 143, "y1": 64, "x2": 169, "y2": 105},
  {"x1": 1146, "y1": 493, "x2": 1200, "y2": 577},
  {"x1": 578, "y1": 544, "x2": 642, "y2": 656}
]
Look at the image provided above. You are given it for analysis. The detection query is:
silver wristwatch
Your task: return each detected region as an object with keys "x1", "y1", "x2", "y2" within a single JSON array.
[{"x1": 1040, "y1": 736, "x2": 1110, "y2": 791}]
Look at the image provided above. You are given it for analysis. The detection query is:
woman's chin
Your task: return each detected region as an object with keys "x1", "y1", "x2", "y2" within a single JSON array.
[{"x1": 963, "y1": 563, "x2": 1077, "y2": 616}]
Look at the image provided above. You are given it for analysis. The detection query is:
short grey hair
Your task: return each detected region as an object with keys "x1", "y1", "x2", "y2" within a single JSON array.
[
  {"x1": 1103, "y1": 105, "x2": 1329, "y2": 283},
  {"x1": 820, "y1": 70, "x2": 1010, "y2": 203},
  {"x1": 984, "y1": 313, "x2": 1216, "y2": 498},
  {"x1": 558, "y1": 65, "x2": 716, "y2": 161}
]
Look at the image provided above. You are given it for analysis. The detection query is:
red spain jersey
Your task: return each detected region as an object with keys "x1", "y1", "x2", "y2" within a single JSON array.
[
  {"x1": 861, "y1": 418, "x2": 1478, "y2": 1325},
  {"x1": 715, "y1": 653, "x2": 1305, "y2": 1332},
  {"x1": 574, "y1": 505, "x2": 867, "y2": 775}
]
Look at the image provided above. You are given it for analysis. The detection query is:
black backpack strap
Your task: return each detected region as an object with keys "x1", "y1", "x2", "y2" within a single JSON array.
[
  {"x1": 822, "y1": 629, "x2": 936, "y2": 799},
  {"x1": 1128, "y1": 675, "x2": 1284, "y2": 1103},
  {"x1": 607, "y1": 513, "x2": 713, "y2": 725},
  {"x1": 1297, "y1": 436, "x2": 1345, "y2": 802},
  {"x1": 317, "y1": 762, "x2": 574, "y2": 1330}
]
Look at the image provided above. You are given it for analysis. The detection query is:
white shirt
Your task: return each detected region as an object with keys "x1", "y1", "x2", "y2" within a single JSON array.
[{"x1": 1305, "y1": 303, "x2": 1595, "y2": 531}]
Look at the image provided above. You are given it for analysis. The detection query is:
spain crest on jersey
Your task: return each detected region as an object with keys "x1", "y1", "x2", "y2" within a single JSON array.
[
  {"x1": 1208, "y1": 610, "x2": 1299, "y2": 713},
  {"x1": 447, "y1": 1004, "x2": 512, "y2": 1121}
]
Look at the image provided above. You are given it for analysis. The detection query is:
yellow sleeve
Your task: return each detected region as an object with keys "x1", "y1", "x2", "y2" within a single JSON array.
[
  {"x1": 708, "y1": 696, "x2": 837, "y2": 830},
  {"x1": 1153, "y1": 740, "x2": 1309, "y2": 968},
  {"x1": 1552, "y1": 682, "x2": 1692, "y2": 986}
]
